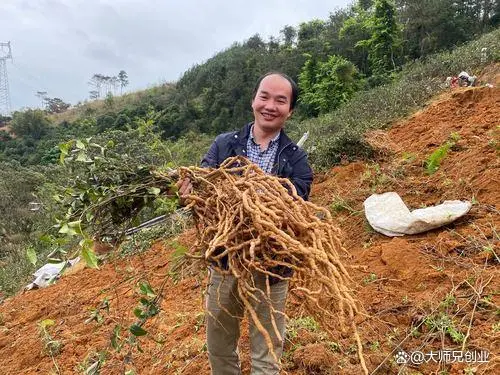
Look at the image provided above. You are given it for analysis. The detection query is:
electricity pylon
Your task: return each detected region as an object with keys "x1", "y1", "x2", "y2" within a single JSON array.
[{"x1": 0, "y1": 42, "x2": 13, "y2": 116}]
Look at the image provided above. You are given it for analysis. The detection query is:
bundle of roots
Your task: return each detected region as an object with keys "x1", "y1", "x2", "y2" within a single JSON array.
[{"x1": 178, "y1": 156, "x2": 367, "y2": 373}]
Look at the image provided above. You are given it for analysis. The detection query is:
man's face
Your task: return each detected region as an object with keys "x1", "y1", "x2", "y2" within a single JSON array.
[{"x1": 252, "y1": 74, "x2": 293, "y2": 133}]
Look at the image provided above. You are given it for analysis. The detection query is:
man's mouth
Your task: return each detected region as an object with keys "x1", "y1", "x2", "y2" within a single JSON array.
[{"x1": 261, "y1": 112, "x2": 276, "y2": 120}]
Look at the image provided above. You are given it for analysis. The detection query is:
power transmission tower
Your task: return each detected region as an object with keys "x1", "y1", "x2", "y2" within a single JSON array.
[{"x1": 0, "y1": 41, "x2": 13, "y2": 116}]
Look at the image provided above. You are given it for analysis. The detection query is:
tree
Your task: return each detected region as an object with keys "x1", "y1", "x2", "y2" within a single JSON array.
[
  {"x1": 102, "y1": 76, "x2": 112, "y2": 96},
  {"x1": 358, "y1": 0, "x2": 374, "y2": 10},
  {"x1": 0, "y1": 114, "x2": 10, "y2": 126},
  {"x1": 297, "y1": 19, "x2": 327, "y2": 56},
  {"x1": 299, "y1": 54, "x2": 359, "y2": 116},
  {"x1": 339, "y1": 8, "x2": 372, "y2": 75},
  {"x1": 111, "y1": 76, "x2": 120, "y2": 95},
  {"x1": 88, "y1": 74, "x2": 104, "y2": 98},
  {"x1": 267, "y1": 36, "x2": 280, "y2": 52},
  {"x1": 35, "y1": 91, "x2": 48, "y2": 108},
  {"x1": 357, "y1": 0, "x2": 402, "y2": 80},
  {"x1": 118, "y1": 70, "x2": 129, "y2": 94},
  {"x1": 0, "y1": 129, "x2": 11, "y2": 142},
  {"x1": 44, "y1": 97, "x2": 70, "y2": 114},
  {"x1": 280, "y1": 25, "x2": 297, "y2": 47},
  {"x1": 245, "y1": 34, "x2": 266, "y2": 50},
  {"x1": 10, "y1": 109, "x2": 52, "y2": 140},
  {"x1": 397, "y1": 0, "x2": 463, "y2": 58},
  {"x1": 492, "y1": 0, "x2": 500, "y2": 27},
  {"x1": 89, "y1": 90, "x2": 99, "y2": 100}
]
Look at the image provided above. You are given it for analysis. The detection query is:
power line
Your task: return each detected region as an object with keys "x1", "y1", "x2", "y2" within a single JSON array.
[
  {"x1": 11, "y1": 60, "x2": 50, "y2": 93},
  {"x1": 0, "y1": 41, "x2": 13, "y2": 116}
]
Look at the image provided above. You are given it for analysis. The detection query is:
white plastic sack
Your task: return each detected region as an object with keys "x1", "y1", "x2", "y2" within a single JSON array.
[
  {"x1": 363, "y1": 192, "x2": 472, "y2": 237},
  {"x1": 25, "y1": 257, "x2": 80, "y2": 290}
]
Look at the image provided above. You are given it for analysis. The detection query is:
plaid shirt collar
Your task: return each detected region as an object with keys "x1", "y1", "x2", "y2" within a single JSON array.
[
  {"x1": 246, "y1": 125, "x2": 281, "y2": 173},
  {"x1": 248, "y1": 125, "x2": 281, "y2": 149}
]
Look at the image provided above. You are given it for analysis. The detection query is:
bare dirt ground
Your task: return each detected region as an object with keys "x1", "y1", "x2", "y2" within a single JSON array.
[{"x1": 0, "y1": 75, "x2": 498, "y2": 374}]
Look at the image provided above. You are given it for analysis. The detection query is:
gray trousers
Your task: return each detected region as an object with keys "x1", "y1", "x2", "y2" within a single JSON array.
[{"x1": 206, "y1": 269, "x2": 288, "y2": 375}]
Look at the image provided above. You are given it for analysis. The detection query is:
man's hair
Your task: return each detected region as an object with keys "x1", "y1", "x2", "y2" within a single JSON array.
[{"x1": 252, "y1": 72, "x2": 298, "y2": 110}]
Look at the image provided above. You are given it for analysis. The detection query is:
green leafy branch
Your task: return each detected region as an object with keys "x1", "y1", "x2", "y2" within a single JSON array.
[{"x1": 48, "y1": 138, "x2": 179, "y2": 267}]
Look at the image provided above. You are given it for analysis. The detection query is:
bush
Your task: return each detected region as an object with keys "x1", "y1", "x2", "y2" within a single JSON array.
[{"x1": 10, "y1": 109, "x2": 53, "y2": 140}]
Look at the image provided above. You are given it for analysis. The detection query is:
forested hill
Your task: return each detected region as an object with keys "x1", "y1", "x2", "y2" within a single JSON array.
[
  {"x1": 1, "y1": 0, "x2": 499, "y2": 167},
  {"x1": 0, "y1": 0, "x2": 499, "y2": 296}
]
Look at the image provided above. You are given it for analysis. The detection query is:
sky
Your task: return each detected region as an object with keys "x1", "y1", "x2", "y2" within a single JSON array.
[{"x1": 1, "y1": 0, "x2": 351, "y2": 112}]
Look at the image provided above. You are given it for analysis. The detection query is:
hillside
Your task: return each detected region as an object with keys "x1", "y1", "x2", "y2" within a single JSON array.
[{"x1": 0, "y1": 83, "x2": 498, "y2": 374}]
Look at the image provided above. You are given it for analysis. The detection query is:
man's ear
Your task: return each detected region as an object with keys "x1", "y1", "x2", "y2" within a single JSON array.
[{"x1": 287, "y1": 110, "x2": 293, "y2": 119}]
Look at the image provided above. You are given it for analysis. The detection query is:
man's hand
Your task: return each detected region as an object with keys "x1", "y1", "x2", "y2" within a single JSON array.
[{"x1": 176, "y1": 177, "x2": 192, "y2": 205}]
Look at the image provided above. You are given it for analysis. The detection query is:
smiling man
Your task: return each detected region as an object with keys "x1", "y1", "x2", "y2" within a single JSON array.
[{"x1": 178, "y1": 72, "x2": 313, "y2": 374}]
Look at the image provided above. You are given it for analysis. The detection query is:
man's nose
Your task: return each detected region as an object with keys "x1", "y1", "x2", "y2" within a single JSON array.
[{"x1": 264, "y1": 100, "x2": 277, "y2": 111}]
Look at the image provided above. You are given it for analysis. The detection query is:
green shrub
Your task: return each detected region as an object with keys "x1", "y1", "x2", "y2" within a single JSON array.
[{"x1": 10, "y1": 109, "x2": 53, "y2": 140}]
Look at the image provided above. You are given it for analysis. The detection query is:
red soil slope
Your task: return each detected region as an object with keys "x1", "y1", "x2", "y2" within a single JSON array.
[{"x1": 0, "y1": 83, "x2": 498, "y2": 374}]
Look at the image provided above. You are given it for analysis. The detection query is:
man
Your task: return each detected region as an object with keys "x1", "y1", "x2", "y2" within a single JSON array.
[{"x1": 178, "y1": 72, "x2": 313, "y2": 374}]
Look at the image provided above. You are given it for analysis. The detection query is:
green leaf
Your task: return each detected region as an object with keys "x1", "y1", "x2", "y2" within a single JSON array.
[
  {"x1": 85, "y1": 212, "x2": 94, "y2": 222},
  {"x1": 39, "y1": 234, "x2": 53, "y2": 244},
  {"x1": 139, "y1": 282, "x2": 156, "y2": 298},
  {"x1": 133, "y1": 308, "x2": 145, "y2": 319},
  {"x1": 76, "y1": 151, "x2": 88, "y2": 162},
  {"x1": 170, "y1": 241, "x2": 188, "y2": 260},
  {"x1": 148, "y1": 304, "x2": 159, "y2": 317},
  {"x1": 147, "y1": 187, "x2": 161, "y2": 196},
  {"x1": 68, "y1": 220, "x2": 83, "y2": 235},
  {"x1": 59, "y1": 141, "x2": 72, "y2": 164},
  {"x1": 58, "y1": 223, "x2": 78, "y2": 236},
  {"x1": 26, "y1": 246, "x2": 37, "y2": 265},
  {"x1": 52, "y1": 194, "x2": 63, "y2": 203},
  {"x1": 58, "y1": 223, "x2": 68, "y2": 233},
  {"x1": 129, "y1": 324, "x2": 147, "y2": 336},
  {"x1": 111, "y1": 324, "x2": 122, "y2": 351},
  {"x1": 76, "y1": 139, "x2": 86, "y2": 150},
  {"x1": 81, "y1": 240, "x2": 99, "y2": 269}
]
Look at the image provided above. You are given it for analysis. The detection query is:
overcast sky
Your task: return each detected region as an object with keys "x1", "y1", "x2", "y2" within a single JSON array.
[{"x1": 1, "y1": 0, "x2": 350, "y2": 112}]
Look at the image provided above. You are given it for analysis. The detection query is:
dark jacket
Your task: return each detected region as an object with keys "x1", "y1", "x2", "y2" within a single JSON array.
[{"x1": 201, "y1": 122, "x2": 313, "y2": 200}]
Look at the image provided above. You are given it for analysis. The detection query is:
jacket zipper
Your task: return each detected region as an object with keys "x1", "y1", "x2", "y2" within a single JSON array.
[{"x1": 276, "y1": 142, "x2": 292, "y2": 174}]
